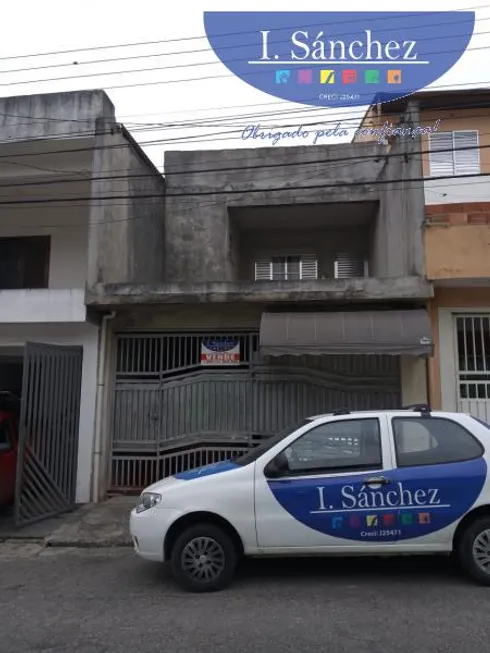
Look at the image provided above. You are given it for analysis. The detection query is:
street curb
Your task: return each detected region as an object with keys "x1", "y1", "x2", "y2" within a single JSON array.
[{"x1": 44, "y1": 540, "x2": 132, "y2": 548}]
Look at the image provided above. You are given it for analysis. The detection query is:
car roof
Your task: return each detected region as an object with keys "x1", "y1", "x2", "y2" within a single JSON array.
[{"x1": 306, "y1": 408, "x2": 464, "y2": 420}]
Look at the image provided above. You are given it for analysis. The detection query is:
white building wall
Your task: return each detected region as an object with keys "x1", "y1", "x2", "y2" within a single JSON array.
[
  {"x1": 0, "y1": 204, "x2": 89, "y2": 289},
  {"x1": 0, "y1": 322, "x2": 99, "y2": 503},
  {"x1": 0, "y1": 289, "x2": 86, "y2": 323},
  {"x1": 425, "y1": 177, "x2": 490, "y2": 205}
]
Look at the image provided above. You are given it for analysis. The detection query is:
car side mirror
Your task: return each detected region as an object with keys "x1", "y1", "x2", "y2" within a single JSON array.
[{"x1": 265, "y1": 451, "x2": 290, "y2": 478}]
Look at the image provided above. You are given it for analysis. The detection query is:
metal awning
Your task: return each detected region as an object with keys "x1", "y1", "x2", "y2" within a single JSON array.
[{"x1": 259, "y1": 310, "x2": 433, "y2": 357}]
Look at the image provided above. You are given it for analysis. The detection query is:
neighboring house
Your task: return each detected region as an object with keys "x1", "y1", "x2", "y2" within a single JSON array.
[
  {"x1": 87, "y1": 98, "x2": 434, "y2": 498},
  {"x1": 0, "y1": 90, "x2": 164, "y2": 524},
  {"x1": 355, "y1": 89, "x2": 490, "y2": 423}
]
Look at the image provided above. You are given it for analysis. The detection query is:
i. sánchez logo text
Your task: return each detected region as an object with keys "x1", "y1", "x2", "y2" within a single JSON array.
[
  {"x1": 316, "y1": 482, "x2": 444, "y2": 512},
  {"x1": 258, "y1": 30, "x2": 418, "y2": 63}
]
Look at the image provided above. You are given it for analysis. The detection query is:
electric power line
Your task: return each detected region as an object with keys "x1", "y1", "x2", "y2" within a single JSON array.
[
  {"x1": 0, "y1": 4, "x2": 484, "y2": 64},
  {"x1": 0, "y1": 122, "x2": 489, "y2": 194},
  {"x1": 0, "y1": 80, "x2": 489, "y2": 169},
  {"x1": 0, "y1": 12, "x2": 484, "y2": 88}
]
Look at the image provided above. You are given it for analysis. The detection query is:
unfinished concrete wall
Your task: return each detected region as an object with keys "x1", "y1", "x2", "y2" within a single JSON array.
[
  {"x1": 87, "y1": 122, "x2": 165, "y2": 287},
  {"x1": 163, "y1": 138, "x2": 424, "y2": 284},
  {"x1": 371, "y1": 101, "x2": 425, "y2": 278},
  {"x1": 0, "y1": 90, "x2": 115, "y2": 140}
]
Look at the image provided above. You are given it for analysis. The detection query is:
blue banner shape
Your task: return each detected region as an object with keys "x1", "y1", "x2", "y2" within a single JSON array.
[
  {"x1": 267, "y1": 457, "x2": 486, "y2": 542},
  {"x1": 203, "y1": 11, "x2": 475, "y2": 108}
]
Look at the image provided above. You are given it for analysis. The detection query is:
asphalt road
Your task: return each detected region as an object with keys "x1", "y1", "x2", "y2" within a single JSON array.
[{"x1": 0, "y1": 542, "x2": 489, "y2": 653}]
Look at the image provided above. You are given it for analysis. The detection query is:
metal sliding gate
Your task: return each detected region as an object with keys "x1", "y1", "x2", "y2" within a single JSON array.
[
  {"x1": 14, "y1": 342, "x2": 83, "y2": 527},
  {"x1": 456, "y1": 314, "x2": 490, "y2": 423},
  {"x1": 110, "y1": 332, "x2": 401, "y2": 491}
]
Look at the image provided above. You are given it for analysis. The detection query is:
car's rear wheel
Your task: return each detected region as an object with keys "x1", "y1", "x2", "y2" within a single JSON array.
[
  {"x1": 170, "y1": 523, "x2": 237, "y2": 592},
  {"x1": 457, "y1": 516, "x2": 490, "y2": 585}
]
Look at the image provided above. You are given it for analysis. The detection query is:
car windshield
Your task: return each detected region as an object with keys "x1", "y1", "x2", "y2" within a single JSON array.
[{"x1": 233, "y1": 418, "x2": 312, "y2": 466}]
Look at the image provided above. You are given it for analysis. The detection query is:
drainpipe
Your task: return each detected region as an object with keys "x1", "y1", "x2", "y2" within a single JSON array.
[{"x1": 92, "y1": 310, "x2": 116, "y2": 503}]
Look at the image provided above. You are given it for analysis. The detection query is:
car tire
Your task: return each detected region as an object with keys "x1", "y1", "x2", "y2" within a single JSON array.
[
  {"x1": 170, "y1": 523, "x2": 238, "y2": 593},
  {"x1": 457, "y1": 517, "x2": 490, "y2": 585}
]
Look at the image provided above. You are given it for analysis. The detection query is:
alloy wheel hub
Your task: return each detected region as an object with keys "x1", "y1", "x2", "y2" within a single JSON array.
[
  {"x1": 181, "y1": 536, "x2": 225, "y2": 582},
  {"x1": 473, "y1": 529, "x2": 490, "y2": 574}
]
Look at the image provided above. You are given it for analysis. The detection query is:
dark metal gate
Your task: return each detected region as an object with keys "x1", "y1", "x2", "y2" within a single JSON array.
[
  {"x1": 14, "y1": 342, "x2": 83, "y2": 527},
  {"x1": 110, "y1": 332, "x2": 401, "y2": 491}
]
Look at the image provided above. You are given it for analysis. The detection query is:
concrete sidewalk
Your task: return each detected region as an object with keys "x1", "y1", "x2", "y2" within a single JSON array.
[{"x1": 44, "y1": 496, "x2": 135, "y2": 548}]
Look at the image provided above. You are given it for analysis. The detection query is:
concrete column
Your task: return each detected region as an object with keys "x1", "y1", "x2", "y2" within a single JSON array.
[
  {"x1": 400, "y1": 356, "x2": 428, "y2": 406},
  {"x1": 164, "y1": 199, "x2": 232, "y2": 283}
]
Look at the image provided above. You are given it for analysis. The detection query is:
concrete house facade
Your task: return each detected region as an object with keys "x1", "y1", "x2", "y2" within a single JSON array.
[
  {"x1": 0, "y1": 90, "x2": 164, "y2": 523},
  {"x1": 87, "y1": 100, "x2": 434, "y2": 498},
  {"x1": 356, "y1": 89, "x2": 490, "y2": 425}
]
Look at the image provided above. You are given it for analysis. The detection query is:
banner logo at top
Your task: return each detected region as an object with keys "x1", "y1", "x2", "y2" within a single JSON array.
[{"x1": 203, "y1": 12, "x2": 475, "y2": 108}]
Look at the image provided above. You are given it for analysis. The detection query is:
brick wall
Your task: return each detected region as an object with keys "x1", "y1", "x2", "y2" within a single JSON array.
[{"x1": 426, "y1": 202, "x2": 490, "y2": 225}]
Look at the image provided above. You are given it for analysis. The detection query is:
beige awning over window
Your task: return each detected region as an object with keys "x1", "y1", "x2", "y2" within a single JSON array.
[{"x1": 259, "y1": 310, "x2": 433, "y2": 357}]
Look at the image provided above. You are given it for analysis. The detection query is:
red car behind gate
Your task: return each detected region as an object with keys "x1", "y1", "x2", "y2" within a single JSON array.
[{"x1": 0, "y1": 393, "x2": 20, "y2": 508}]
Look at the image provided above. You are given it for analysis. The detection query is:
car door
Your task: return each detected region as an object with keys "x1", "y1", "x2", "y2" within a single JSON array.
[
  {"x1": 386, "y1": 414, "x2": 487, "y2": 549},
  {"x1": 254, "y1": 414, "x2": 400, "y2": 551}
]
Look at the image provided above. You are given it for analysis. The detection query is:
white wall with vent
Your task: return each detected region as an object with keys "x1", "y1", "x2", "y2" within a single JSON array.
[{"x1": 425, "y1": 130, "x2": 490, "y2": 204}]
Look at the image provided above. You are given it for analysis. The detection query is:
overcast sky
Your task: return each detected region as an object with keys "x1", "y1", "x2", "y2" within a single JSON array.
[{"x1": 1, "y1": 0, "x2": 489, "y2": 170}]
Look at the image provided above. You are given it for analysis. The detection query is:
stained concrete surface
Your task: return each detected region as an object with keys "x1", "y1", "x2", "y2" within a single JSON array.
[
  {"x1": 0, "y1": 508, "x2": 68, "y2": 541},
  {"x1": 0, "y1": 496, "x2": 135, "y2": 547},
  {"x1": 0, "y1": 545, "x2": 488, "y2": 653},
  {"x1": 44, "y1": 495, "x2": 135, "y2": 547}
]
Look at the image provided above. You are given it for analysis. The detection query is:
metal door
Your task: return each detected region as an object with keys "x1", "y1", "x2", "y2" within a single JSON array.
[{"x1": 14, "y1": 342, "x2": 83, "y2": 527}]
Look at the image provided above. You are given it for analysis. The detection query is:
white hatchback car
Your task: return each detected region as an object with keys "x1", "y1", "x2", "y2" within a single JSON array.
[{"x1": 130, "y1": 407, "x2": 490, "y2": 592}]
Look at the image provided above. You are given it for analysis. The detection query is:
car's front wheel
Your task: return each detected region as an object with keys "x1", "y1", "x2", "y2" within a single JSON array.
[
  {"x1": 458, "y1": 516, "x2": 490, "y2": 585},
  {"x1": 170, "y1": 523, "x2": 238, "y2": 592}
]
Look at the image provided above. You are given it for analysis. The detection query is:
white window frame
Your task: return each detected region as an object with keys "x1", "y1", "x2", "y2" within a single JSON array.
[
  {"x1": 438, "y1": 308, "x2": 490, "y2": 415},
  {"x1": 428, "y1": 130, "x2": 480, "y2": 177},
  {"x1": 254, "y1": 255, "x2": 318, "y2": 281},
  {"x1": 334, "y1": 255, "x2": 369, "y2": 279}
]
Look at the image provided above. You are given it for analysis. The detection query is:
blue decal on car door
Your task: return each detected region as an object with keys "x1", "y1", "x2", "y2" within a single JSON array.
[{"x1": 267, "y1": 456, "x2": 486, "y2": 542}]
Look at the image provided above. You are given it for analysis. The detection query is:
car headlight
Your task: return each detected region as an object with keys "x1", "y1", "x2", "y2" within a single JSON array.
[{"x1": 136, "y1": 492, "x2": 162, "y2": 513}]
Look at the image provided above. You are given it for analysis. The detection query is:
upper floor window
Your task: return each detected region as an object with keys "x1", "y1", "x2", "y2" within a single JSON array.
[
  {"x1": 254, "y1": 255, "x2": 318, "y2": 281},
  {"x1": 334, "y1": 253, "x2": 369, "y2": 279},
  {"x1": 428, "y1": 130, "x2": 480, "y2": 177},
  {"x1": 0, "y1": 236, "x2": 50, "y2": 290}
]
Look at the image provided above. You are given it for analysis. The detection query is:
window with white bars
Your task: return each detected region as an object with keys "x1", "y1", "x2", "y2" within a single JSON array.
[
  {"x1": 428, "y1": 130, "x2": 480, "y2": 177},
  {"x1": 334, "y1": 254, "x2": 369, "y2": 279},
  {"x1": 254, "y1": 255, "x2": 318, "y2": 281},
  {"x1": 456, "y1": 315, "x2": 490, "y2": 401}
]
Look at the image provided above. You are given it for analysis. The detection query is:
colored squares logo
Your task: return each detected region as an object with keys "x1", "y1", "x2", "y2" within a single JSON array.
[
  {"x1": 366, "y1": 515, "x2": 378, "y2": 527},
  {"x1": 320, "y1": 69, "x2": 335, "y2": 84},
  {"x1": 298, "y1": 69, "x2": 313, "y2": 84},
  {"x1": 383, "y1": 514, "x2": 396, "y2": 526},
  {"x1": 332, "y1": 516, "x2": 343, "y2": 529},
  {"x1": 418, "y1": 513, "x2": 431, "y2": 525},
  {"x1": 349, "y1": 515, "x2": 361, "y2": 527},
  {"x1": 365, "y1": 70, "x2": 380, "y2": 84},
  {"x1": 275, "y1": 70, "x2": 291, "y2": 84},
  {"x1": 387, "y1": 70, "x2": 402, "y2": 84},
  {"x1": 401, "y1": 513, "x2": 413, "y2": 525},
  {"x1": 342, "y1": 69, "x2": 357, "y2": 84}
]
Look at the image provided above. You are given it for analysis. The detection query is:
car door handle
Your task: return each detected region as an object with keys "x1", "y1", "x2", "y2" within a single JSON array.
[{"x1": 363, "y1": 476, "x2": 390, "y2": 485}]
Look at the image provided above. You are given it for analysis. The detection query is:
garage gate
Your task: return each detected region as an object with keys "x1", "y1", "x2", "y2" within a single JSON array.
[
  {"x1": 109, "y1": 331, "x2": 401, "y2": 490},
  {"x1": 0, "y1": 342, "x2": 83, "y2": 527}
]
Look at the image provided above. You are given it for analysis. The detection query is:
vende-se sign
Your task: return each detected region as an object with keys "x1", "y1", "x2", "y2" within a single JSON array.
[{"x1": 203, "y1": 11, "x2": 475, "y2": 108}]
